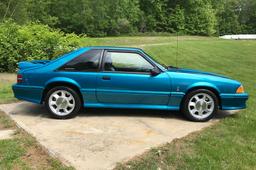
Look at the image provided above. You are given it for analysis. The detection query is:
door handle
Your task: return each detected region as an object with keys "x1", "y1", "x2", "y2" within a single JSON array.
[{"x1": 102, "y1": 76, "x2": 111, "y2": 80}]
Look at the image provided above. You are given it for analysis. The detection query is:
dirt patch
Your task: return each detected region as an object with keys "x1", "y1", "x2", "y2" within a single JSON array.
[
  {"x1": 13, "y1": 129, "x2": 73, "y2": 169},
  {"x1": 0, "y1": 73, "x2": 16, "y2": 83},
  {"x1": 21, "y1": 141, "x2": 56, "y2": 169},
  {"x1": 16, "y1": 131, "x2": 49, "y2": 169},
  {"x1": 0, "y1": 111, "x2": 15, "y2": 129},
  {"x1": 0, "y1": 109, "x2": 72, "y2": 169}
]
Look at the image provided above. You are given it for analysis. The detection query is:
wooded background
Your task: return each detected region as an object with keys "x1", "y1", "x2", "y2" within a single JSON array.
[
  {"x1": 0, "y1": 0, "x2": 255, "y2": 37},
  {"x1": 0, "y1": 0, "x2": 256, "y2": 72}
]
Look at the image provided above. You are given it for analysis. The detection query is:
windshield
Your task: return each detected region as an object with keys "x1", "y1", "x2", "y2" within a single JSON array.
[{"x1": 141, "y1": 51, "x2": 167, "y2": 70}]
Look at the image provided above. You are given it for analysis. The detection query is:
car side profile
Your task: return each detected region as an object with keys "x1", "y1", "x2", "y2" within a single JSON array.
[{"x1": 12, "y1": 47, "x2": 248, "y2": 121}]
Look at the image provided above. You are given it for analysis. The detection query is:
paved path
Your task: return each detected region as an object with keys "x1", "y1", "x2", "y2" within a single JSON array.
[
  {"x1": 0, "y1": 102, "x2": 234, "y2": 170},
  {"x1": 0, "y1": 129, "x2": 15, "y2": 140}
]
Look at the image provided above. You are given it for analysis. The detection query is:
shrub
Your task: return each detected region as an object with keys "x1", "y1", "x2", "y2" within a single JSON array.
[{"x1": 0, "y1": 21, "x2": 84, "y2": 72}]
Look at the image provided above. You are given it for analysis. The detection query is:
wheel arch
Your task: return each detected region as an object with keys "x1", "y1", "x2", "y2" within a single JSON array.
[
  {"x1": 42, "y1": 78, "x2": 83, "y2": 104},
  {"x1": 181, "y1": 83, "x2": 222, "y2": 109}
]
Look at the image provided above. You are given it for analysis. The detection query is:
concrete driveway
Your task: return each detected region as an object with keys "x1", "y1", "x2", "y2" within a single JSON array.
[{"x1": 0, "y1": 102, "x2": 232, "y2": 170}]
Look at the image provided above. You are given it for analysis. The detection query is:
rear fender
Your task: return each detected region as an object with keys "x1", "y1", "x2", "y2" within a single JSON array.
[
  {"x1": 42, "y1": 77, "x2": 82, "y2": 103},
  {"x1": 45, "y1": 77, "x2": 81, "y2": 88}
]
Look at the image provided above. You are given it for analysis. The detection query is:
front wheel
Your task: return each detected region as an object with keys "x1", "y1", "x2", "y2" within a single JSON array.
[
  {"x1": 45, "y1": 86, "x2": 81, "y2": 119},
  {"x1": 181, "y1": 89, "x2": 218, "y2": 122}
]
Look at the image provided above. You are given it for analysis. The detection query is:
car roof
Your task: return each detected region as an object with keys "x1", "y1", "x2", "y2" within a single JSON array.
[{"x1": 82, "y1": 46, "x2": 143, "y2": 51}]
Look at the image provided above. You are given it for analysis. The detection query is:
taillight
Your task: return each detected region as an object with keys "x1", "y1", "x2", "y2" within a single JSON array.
[{"x1": 17, "y1": 74, "x2": 23, "y2": 83}]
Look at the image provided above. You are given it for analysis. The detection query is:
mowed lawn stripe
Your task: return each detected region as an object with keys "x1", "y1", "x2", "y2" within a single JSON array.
[{"x1": 116, "y1": 38, "x2": 256, "y2": 169}]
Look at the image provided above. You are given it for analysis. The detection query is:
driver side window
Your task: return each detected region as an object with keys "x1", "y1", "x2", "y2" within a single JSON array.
[{"x1": 104, "y1": 51, "x2": 154, "y2": 73}]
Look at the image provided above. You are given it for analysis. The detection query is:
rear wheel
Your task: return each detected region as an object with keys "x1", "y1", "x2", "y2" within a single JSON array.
[
  {"x1": 181, "y1": 89, "x2": 218, "y2": 122},
  {"x1": 45, "y1": 86, "x2": 81, "y2": 119}
]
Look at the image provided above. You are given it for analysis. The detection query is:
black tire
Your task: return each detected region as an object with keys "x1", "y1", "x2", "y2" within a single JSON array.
[
  {"x1": 181, "y1": 89, "x2": 218, "y2": 122},
  {"x1": 45, "y1": 86, "x2": 81, "y2": 119}
]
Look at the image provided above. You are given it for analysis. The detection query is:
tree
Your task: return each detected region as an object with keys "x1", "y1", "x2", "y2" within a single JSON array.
[
  {"x1": 167, "y1": 5, "x2": 185, "y2": 33},
  {"x1": 0, "y1": 0, "x2": 28, "y2": 24},
  {"x1": 138, "y1": 0, "x2": 169, "y2": 32},
  {"x1": 238, "y1": 0, "x2": 256, "y2": 34},
  {"x1": 26, "y1": 0, "x2": 58, "y2": 27},
  {"x1": 184, "y1": 0, "x2": 217, "y2": 35},
  {"x1": 0, "y1": 0, "x2": 255, "y2": 36},
  {"x1": 216, "y1": 0, "x2": 241, "y2": 35}
]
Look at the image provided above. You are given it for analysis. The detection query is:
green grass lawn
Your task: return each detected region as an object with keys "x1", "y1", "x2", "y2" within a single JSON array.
[
  {"x1": 0, "y1": 36, "x2": 255, "y2": 169},
  {"x1": 0, "y1": 73, "x2": 73, "y2": 169},
  {"x1": 0, "y1": 111, "x2": 73, "y2": 169},
  {"x1": 115, "y1": 38, "x2": 256, "y2": 169},
  {"x1": 0, "y1": 73, "x2": 17, "y2": 104}
]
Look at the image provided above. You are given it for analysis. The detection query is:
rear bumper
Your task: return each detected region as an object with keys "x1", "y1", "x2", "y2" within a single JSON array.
[
  {"x1": 220, "y1": 93, "x2": 249, "y2": 110},
  {"x1": 12, "y1": 84, "x2": 44, "y2": 104}
]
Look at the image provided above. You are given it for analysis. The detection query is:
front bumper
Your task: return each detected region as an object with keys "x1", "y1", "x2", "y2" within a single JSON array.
[
  {"x1": 220, "y1": 93, "x2": 249, "y2": 110},
  {"x1": 12, "y1": 84, "x2": 44, "y2": 104}
]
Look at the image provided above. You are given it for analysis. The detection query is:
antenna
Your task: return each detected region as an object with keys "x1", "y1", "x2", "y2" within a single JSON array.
[{"x1": 176, "y1": 30, "x2": 179, "y2": 68}]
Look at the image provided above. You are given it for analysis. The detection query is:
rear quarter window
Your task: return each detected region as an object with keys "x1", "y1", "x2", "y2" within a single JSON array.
[{"x1": 59, "y1": 49, "x2": 102, "y2": 72}]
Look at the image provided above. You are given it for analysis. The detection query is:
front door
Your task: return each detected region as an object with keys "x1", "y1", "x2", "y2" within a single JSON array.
[{"x1": 96, "y1": 50, "x2": 171, "y2": 106}]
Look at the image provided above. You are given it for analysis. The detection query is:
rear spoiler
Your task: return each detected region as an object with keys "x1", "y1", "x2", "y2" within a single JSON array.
[
  {"x1": 18, "y1": 60, "x2": 50, "y2": 70},
  {"x1": 30, "y1": 60, "x2": 50, "y2": 64}
]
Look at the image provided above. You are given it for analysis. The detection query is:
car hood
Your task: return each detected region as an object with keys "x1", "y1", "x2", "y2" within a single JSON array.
[{"x1": 167, "y1": 68, "x2": 230, "y2": 79}]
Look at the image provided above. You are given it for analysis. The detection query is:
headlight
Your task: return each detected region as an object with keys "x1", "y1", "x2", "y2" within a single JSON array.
[{"x1": 236, "y1": 85, "x2": 245, "y2": 93}]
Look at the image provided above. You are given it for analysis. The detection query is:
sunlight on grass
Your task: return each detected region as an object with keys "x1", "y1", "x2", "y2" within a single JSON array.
[{"x1": 115, "y1": 38, "x2": 256, "y2": 170}]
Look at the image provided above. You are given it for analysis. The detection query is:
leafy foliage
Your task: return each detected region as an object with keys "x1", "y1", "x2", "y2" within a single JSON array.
[
  {"x1": 0, "y1": 0, "x2": 255, "y2": 72},
  {"x1": 184, "y1": 0, "x2": 217, "y2": 35},
  {"x1": 0, "y1": 0, "x2": 255, "y2": 36},
  {"x1": 0, "y1": 21, "x2": 84, "y2": 72}
]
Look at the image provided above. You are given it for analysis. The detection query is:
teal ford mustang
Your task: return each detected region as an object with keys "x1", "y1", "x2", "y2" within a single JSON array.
[{"x1": 12, "y1": 47, "x2": 248, "y2": 121}]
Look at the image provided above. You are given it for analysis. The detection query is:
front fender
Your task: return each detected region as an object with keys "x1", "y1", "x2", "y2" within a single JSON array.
[{"x1": 186, "y1": 82, "x2": 220, "y2": 94}]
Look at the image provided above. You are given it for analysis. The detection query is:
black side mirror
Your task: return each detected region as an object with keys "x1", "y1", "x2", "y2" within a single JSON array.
[{"x1": 150, "y1": 67, "x2": 161, "y2": 76}]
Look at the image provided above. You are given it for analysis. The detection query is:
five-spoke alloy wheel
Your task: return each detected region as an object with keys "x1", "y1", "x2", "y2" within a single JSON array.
[
  {"x1": 45, "y1": 86, "x2": 81, "y2": 119},
  {"x1": 182, "y1": 89, "x2": 218, "y2": 122}
]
